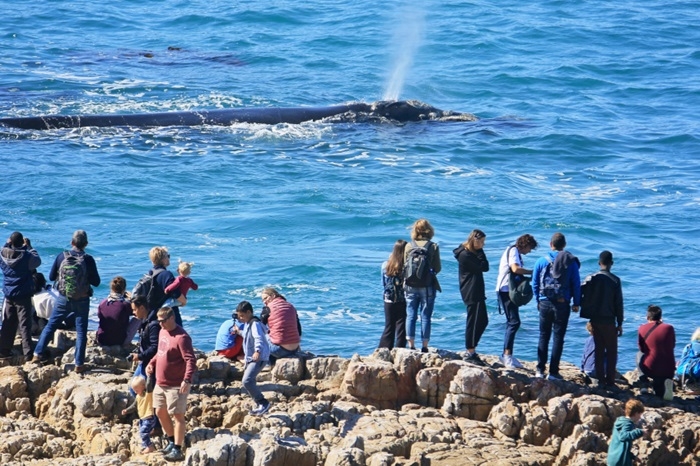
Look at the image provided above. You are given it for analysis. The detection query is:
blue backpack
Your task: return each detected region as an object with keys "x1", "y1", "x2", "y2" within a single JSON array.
[
  {"x1": 676, "y1": 342, "x2": 700, "y2": 384},
  {"x1": 540, "y1": 257, "x2": 566, "y2": 302}
]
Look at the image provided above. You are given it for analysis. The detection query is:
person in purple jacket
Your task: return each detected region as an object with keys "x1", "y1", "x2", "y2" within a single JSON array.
[
  {"x1": 97, "y1": 276, "x2": 137, "y2": 346},
  {"x1": 0, "y1": 231, "x2": 41, "y2": 360}
]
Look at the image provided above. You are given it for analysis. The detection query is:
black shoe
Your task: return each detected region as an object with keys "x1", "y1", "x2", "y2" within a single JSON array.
[
  {"x1": 0, "y1": 350, "x2": 12, "y2": 359},
  {"x1": 421, "y1": 347, "x2": 429, "y2": 353},
  {"x1": 464, "y1": 352, "x2": 485, "y2": 366}
]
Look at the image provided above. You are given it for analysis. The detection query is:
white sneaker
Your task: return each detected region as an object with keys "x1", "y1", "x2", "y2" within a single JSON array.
[
  {"x1": 535, "y1": 371, "x2": 545, "y2": 379},
  {"x1": 663, "y1": 378, "x2": 674, "y2": 401},
  {"x1": 510, "y1": 356, "x2": 524, "y2": 369},
  {"x1": 500, "y1": 354, "x2": 515, "y2": 369}
]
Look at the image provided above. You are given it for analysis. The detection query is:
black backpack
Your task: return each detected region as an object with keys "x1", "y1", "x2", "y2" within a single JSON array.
[
  {"x1": 56, "y1": 252, "x2": 90, "y2": 299},
  {"x1": 404, "y1": 240, "x2": 432, "y2": 288},
  {"x1": 131, "y1": 268, "x2": 165, "y2": 310}
]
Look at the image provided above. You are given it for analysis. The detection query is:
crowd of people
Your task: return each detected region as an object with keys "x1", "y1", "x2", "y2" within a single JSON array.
[
  {"x1": 379, "y1": 218, "x2": 696, "y2": 401},
  {"x1": 1, "y1": 225, "x2": 699, "y2": 461},
  {"x1": 0, "y1": 229, "x2": 303, "y2": 461}
]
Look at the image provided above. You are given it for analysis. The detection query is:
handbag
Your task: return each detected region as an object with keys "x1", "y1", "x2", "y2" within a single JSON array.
[{"x1": 508, "y1": 271, "x2": 533, "y2": 307}]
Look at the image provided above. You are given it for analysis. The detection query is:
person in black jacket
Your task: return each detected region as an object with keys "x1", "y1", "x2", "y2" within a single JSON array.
[
  {"x1": 453, "y1": 229, "x2": 489, "y2": 365},
  {"x1": 583, "y1": 250, "x2": 623, "y2": 387},
  {"x1": 0, "y1": 232, "x2": 41, "y2": 359},
  {"x1": 130, "y1": 295, "x2": 160, "y2": 373}
]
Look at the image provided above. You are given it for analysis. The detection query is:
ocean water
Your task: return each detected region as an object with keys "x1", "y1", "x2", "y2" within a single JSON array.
[{"x1": 1, "y1": 0, "x2": 699, "y2": 374}]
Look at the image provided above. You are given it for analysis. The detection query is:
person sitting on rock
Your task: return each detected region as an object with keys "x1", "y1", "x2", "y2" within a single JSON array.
[
  {"x1": 260, "y1": 287, "x2": 301, "y2": 361},
  {"x1": 215, "y1": 309, "x2": 244, "y2": 361},
  {"x1": 96, "y1": 276, "x2": 139, "y2": 347},
  {"x1": 234, "y1": 300, "x2": 271, "y2": 416},
  {"x1": 121, "y1": 375, "x2": 158, "y2": 454}
]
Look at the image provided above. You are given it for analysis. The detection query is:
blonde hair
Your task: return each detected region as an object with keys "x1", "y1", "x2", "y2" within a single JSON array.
[
  {"x1": 131, "y1": 375, "x2": 146, "y2": 390},
  {"x1": 410, "y1": 219, "x2": 435, "y2": 241},
  {"x1": 157, "y1": 306, "x2": 174, "y2": 321},
  {"x1": 462, "y1": 229, "x2": 486, "y2": 252},
  {"x1": 178, "y1": 261, "x2": 193, "y2": 276},
  {"x1": 692, "y1": 328, "x2": 700, "y2": 342},
  {"x1": 149, "y1": 246, "x2": 169, "y2": 267},
  {"x1": 261, "y1": 287, "x2": 282, "y2": 302}
]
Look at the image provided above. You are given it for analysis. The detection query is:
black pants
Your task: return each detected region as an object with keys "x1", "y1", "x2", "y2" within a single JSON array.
[
  {"x1": 379, "y1": 301, "x2": 407, "y2": 349},
  {"x1": 591, "y1": 322, "x2": 618, "y2": 385},
  {"x1": 0, "y1": 296, "x2": 34, "y2": 357},
  {"x1": 465, "y1": 300, "x2": 488, "y2": 350}
]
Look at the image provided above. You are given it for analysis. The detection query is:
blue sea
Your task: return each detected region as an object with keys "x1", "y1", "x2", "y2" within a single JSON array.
[{"x1": 1, "y1": 0, "x2": 699, "y2": 374}]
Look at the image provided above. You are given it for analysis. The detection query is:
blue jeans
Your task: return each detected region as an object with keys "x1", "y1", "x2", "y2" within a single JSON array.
[
  {"x1": 499, "y1": 291, "x2": 521, "y2": 354},
  {"x1": 138, "y1": 415, "x2": 158, "y2": 448},
  {"x1": 536, "y1": 299, "x2": 570, "y2": 375},
  {"x1": 405, "y1": 286, "x2": 435, "y2": 343},
  {"x1": 243, "y1": 360, "x2": 266, "y2": 404},
  {"x1": 267, "y1": 339, "x2": 300, "y2": 360},
  {"x1": 34, "y1": 294, "x2": 90, "y2": 366}
]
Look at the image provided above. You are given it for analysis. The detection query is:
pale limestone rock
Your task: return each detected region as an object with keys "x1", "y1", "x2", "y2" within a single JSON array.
[
  {"x1": 247, "y1": 432, "x2": 316, "y2": 466},
  {"x1": 323, "y1": 447, "x2": 366, "y2": 466},
  {"x1": 182, "y1": 433, "x2": 247, "y2": 466},
  {"x1": 487, "y1": 397, "x2": 524, "y2": 438},
  {"x1": 341, "y1": 358, "x2": 398, "y2": 408},
  {"x1": 572, "y1": 394, "x2": 620, "y2": 433},
  {"x1": 272, "y1": 358, "x2": 305, "y2": 385}
]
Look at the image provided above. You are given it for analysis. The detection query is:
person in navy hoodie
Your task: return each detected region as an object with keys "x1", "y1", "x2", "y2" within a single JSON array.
[
  {"x1": 148, "y1": 247, "x2": 183, "y2": 326},
  {"x1": 32, "y1": 230, "x2": 100, "y2": 373},
  {"x1": 0, "y1": 231, "x2": 41, "y2": 360}
]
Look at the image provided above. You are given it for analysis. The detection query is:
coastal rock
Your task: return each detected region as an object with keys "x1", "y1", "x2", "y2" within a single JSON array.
[
  {"x1": 272, "y1": 358, "x2": 305, "y2": 385},
  {"x1": 442, "y1": 365, "x2": 496, "y2": 421},
  {"x1": 183, "y1": 433, "x2": 247, "y2": 466},
  {"x1": 0, "y1": 366, "x2": 29, "y2": 415},
  {"x1": 341, "y1": 358, "x2": 399, "y2": 408}
]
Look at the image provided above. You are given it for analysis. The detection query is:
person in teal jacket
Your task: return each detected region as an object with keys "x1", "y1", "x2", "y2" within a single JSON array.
[{"x1": 607, "y1": 399, "x2": 645, "y2": 466}]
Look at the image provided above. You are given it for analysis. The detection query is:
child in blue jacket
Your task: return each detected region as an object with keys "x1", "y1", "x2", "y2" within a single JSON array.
[
  {"x1": 233, "y1": 300, "x2": 271, "y2": 416},
  {"x1": 607, "y1": 399, "x2": 645, "y2": 466}
]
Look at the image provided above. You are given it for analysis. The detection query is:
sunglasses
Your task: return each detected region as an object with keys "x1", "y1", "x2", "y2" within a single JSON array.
[{"x1": 158, "y1": 315, "x2": 172, "y2": 323}]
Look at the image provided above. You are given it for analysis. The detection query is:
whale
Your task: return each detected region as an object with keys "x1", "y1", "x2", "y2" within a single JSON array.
[{"x1": 0, "y1": 100, "x2": 476, "y2": 130}]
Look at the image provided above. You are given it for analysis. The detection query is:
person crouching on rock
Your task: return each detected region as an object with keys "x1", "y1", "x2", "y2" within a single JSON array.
[
  {"x1": 234, "y1": 300, "x2": 272, "y2": 416},
  {"x1": 146, "y1": 306, "x2": 197, "y2": 462},
  {"x1": 121, "y1": 375, "x2": 158, "y2": 454}
]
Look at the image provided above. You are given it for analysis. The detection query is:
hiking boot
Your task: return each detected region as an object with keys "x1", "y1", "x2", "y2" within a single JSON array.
[
  {"x1": 161, "y1": 442, "x2": 175, "y2": 455},
  {"x1": 163, "y1": 447, "x2": 185, "y2": 462},
  {"x1": 75, "y1": 365, "x2": 89, "y2": 374},
  {"x1": 31, "y1": 354, "x2": 49, "y2": 365},
  {"x1": 663, "y1": 378, "x2": 674, "y2": 401},
  {"x1": 250, "y1": 400, "x2": 271, "y2": 416}
]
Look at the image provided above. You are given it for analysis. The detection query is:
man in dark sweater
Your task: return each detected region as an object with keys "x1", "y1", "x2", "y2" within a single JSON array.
[{"x1": 583, "y1": 250, "x2": 624, "y2": 387}]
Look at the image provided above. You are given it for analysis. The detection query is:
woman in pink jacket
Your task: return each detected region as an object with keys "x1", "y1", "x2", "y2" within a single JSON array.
[{"x1": 260, "y1": 287, "x2": 301, "y2": 360}]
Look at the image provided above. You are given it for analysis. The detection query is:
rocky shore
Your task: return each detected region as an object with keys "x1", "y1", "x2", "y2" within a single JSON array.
[{"x1": 0, "y1": 331, "x2": 699, "y2": 466}]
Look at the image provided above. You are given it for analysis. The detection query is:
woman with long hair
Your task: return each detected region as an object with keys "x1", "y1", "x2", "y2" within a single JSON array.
[
  {"x1": 453, "y1": 229, "x2": 489, "y2": 365},
  {"x1": 379, "y1": 239, "x2": 408, "y2": 349},
  {"x1": 404, "y1": 219, "x2": 441, "y2": 352}
]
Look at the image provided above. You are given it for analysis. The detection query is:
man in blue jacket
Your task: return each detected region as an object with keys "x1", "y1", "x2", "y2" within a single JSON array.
[
  {"x1": 0, "y1": 231, "x2": 41, "y2": 360},
  {"x1": 32, "y1": 230, "x2": 100, "y2": 373},
  {"x1": 532, "y1": 232, "x2": 581, "y2": 380}
]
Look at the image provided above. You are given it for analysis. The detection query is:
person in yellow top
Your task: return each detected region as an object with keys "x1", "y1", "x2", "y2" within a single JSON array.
[{"x1": 121, "y1": 375, "x2": 157, "y2": 454}]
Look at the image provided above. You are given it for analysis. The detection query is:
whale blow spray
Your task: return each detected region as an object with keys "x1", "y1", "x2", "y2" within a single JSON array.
[{"x1": 383, "y1": 5, "x2": 425, "y2": 102}]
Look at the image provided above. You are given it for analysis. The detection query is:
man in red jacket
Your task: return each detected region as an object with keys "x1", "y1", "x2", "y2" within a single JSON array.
[{"x1": 146, "y1": 306, "x2": 197, "y2": 462}]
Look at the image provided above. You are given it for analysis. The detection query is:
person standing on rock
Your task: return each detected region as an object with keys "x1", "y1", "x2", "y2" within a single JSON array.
[
  {"x1": 580, "y1": 250, "x2": 624, "y2": 388},
  {"x1": 33, "y1": 230, "x2": 101, "y2": 373},
  {"x1": 146, "y1": 306, "x2": 197, "y2": 462},
  {"x1": 453, "y1": 229, "x2": 489, "y2": 365},
  {"x1": 130, "y1": 295, "x2": 160, "y2": 382},
  {"x1": 494, "y1": 234, "x2": 538, "y2": 369},
  {"x1": 532, "y1": 232, "x2": 581, "y2": 380},
  {"x1": 378, "y1": 239, "x2": 408, "y2": 350},
  {"x1": 233, "y1": 300, "x2": 271, "y2": 416},
  {"x1": 0, "y1": 231, "x2": 41, "y2": 360},
  {"x1": 404, "y1": 219, "x2": 441, "y2": 353}
]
